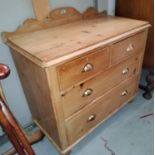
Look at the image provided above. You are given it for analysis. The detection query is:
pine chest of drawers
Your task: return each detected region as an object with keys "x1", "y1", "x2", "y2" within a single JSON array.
[{"x1": 4, "y1": 7, "x2": 150, "y2": 155}]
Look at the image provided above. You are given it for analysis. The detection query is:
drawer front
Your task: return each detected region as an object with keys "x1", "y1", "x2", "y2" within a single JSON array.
[
  {"x1": 62, "y1": 54, "x2": 141, "y2": 118},
  {"x1": 66, "y1": 76, "x2": 138, "y2": 144},
  {"x1": 57, "y1": 47, "x2": 110, "y2": 91},
  {"x1": 111, "y1": 31, "x2": 147, "y2": 65}
]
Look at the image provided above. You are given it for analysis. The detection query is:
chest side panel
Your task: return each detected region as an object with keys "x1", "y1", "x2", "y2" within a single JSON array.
[{"x1": 11, "y1": 50, "x2": 61, "y2": 147}]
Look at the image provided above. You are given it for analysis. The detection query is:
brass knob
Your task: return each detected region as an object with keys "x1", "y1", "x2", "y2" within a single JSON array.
[
  {"x1": 83, "y1": 88, "x2": 93, "y2": 97},
  {"x1": 122, "y1": 68, "x2": 129, "y2": 75},
  {"x1": 126, "y1": 43, "x2": 134, "y2": 52},
  {"x1": 121, "y1": 90, "x2": 128, "y2": 96},
  {"x1": 82, "y1": 63, "x2": 94, "y2": 72},
  {"x1": 88, "y1": 114, "x2": 96, "y2": 122}
]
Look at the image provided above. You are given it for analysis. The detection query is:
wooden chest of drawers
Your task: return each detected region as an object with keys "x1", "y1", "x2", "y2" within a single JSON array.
[{"x1": 4, "y1": 7, "x2": 150, "y2": 155}]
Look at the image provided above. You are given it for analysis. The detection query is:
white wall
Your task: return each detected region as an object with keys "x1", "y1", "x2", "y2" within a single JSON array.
[
  {"x1": 0, "y1": 0, "x2": 115, "y2": 134},
  {"x1": 0, "y1": 0, "x2": 35, "y2": 129},
  {"x1": 107, "y1": 0, "x2": 116, "y2": 15},
  {"x1": 49, "y1": 0, "x2": 115, "y2": 14},
  {"x1": 97, "y1": 0, "x2": 115, "y2": 15},
  {"x1": 49, "y1": 0, "x2": 94, "y2": 13}
]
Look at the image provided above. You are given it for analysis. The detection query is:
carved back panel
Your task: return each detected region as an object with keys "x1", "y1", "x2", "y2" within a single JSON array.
[{"x1": 2, "y1": 7, "x2": 106, "y2": 42}]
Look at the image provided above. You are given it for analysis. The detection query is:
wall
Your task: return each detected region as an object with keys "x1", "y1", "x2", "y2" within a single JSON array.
[
  {"x1": 49, "y1": 0, "x2": 94, "y2": 12},
  {"x1": 0, "y1": 0, "x2": 115, "y2": 134},
  {"x1": 0, "y1": 0, "x2": 35, "y2": 135},
  {"x1": 107, "y1": 0, "x2": 116, "y2": 15},
  {"x1": 49, "y1": 0, "x2": 115, "y2": 15}
]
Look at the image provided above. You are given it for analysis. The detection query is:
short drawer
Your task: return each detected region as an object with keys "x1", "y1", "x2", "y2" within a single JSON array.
[
  {"x1": 66, "y1": 76, "x2": 138, "y2": 144},
  {"x1": 57, "y1": 47, "x2": 110, "y2": 91},
  {"x1": 62, "y1": 54, "x2": 141, "y2": 118},
  {"x1": 111, "y1": 31, "x2": 147, "y2": 65}
]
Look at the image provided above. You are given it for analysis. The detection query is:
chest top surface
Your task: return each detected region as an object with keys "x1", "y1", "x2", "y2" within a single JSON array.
[{"x1": 6, "y1": 14, "x2": 149, "y2": 67}]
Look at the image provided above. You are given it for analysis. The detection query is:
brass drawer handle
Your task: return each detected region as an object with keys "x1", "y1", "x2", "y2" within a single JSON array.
[
  {"x1": 126, "y1": 43, "x2": 134, "y2": 52},
  {"x1": 88, "y1": 114, "x2": 96, "y2": 122},
  {"x1": 82, "y1": 63, "x2": 94, "y2": 72},
  {"x1": 121, "y1": 90, "x2": 128, "y2": 96},
  {"x1": 83, "y1": 88, "x2": 93, "y2": 97},
  {"x1": 122, "y1": 68, "x2": 129, "y2": 75}
]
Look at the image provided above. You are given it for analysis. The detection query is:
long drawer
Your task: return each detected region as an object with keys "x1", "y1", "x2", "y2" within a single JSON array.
[
  {"x1": 66, "y1": 75, "x2": 138, "y2": 144},
  {"x1": 111, "y1": 31, "x2": 146, "y2": 65},
  {"x1": 62, "y1": 54, "x2": 141, "y2": 118},
  {"x1": 57, "y1": 47, "x2": 110, "y2": 91}
]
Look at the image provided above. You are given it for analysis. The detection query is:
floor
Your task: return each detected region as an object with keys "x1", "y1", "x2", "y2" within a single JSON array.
[{"x1": 0, "y1": 70, "x2": 154, "y2": 155}]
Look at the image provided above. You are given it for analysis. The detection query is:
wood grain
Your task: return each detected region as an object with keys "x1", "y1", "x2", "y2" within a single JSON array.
[
  {"x1": 62, "y1": 53, "x2": 141, "y2": 118},
  {"x1": 6, "y1": 16, "x2": 149, "y2": 67},
  {"x1": 66, "y1": 75, "x2": 139, "y2": 144},
  {"x1": 57, "y1": 47, "x2": 110, "y2": 91},
  {"x1": 0, "y1": 94, "x2": 35, "y2": 155},
  {"x1": 11, "y1": 50, "x2": 61, "y2": 147},
  {"x1": 46, "y1": 66, "x2": 69, "y2": 149},
  {"x1": 2, "y1": 7, "x2": 105, "y2": 43},
  {"x1": 111, "y1": 31, "x2": 147, "y2": 65},
  {"x1": 4, "y1": 7, "x2": 149, "y2": 154},
  {"x1": 32, "y1": 0, "x2": 50, "y2": 20},
  {"x1": 0, "y1": 82, "x2": 4, "y2": 99},
  {"x1": 116, "y1": 0, "x2": 154, "y2": 68}
]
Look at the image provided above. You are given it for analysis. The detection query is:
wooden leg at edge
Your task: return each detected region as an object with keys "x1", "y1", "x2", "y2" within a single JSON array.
[
  {"x1": 128, "y1": 98, "x2": 135, "y2": 103},
  {"x1": 61, "y1": 150, "x2": 72, "y2": 155}
]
